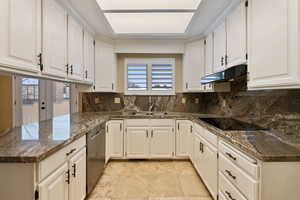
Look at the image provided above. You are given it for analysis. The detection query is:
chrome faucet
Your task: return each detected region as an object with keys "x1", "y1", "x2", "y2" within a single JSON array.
[{"x1": 148, "y1": 96, "x2": 155, "y2": 112}]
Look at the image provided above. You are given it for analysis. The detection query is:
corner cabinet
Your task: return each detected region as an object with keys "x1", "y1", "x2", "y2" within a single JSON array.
[
  {"x1": 94, "y1": 40, "x2": 116, "y2": 92},
  {"x1": 42, "y1": 0, "x2": 68, "y2": 78},
  {"x1": 0, "y1": 0, "x2": 41, "y2": 73},
  {"x1": 248, "y1": 0, "x2": 300, "y2": 90},
  {"x1": 183, "y1": 40, "x2": 205, "y2": 92}
]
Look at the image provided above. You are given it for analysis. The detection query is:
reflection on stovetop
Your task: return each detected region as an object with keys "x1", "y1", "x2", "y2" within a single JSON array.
[{"x1": 199, "y1": 117, "x2": 269, "y2": 131}]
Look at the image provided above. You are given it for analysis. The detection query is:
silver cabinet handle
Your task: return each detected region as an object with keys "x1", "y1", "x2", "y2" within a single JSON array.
[
  {"x1": 225, "y1": 170, "x2": 236, "y2": 180},
  {"x1": 151, "y1": 130, "x2": 153, "y2": 137},
  {"x1": 146, "y1": 130, "x2": 149, "y2": 137},
  {"x1": 72, "y1": 164, "x2": 76, "y2": 177}
]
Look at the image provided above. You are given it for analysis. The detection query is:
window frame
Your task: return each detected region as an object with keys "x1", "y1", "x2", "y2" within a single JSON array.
[{"x1": 124, "y1": 58, "x2": 176, "y2": 95}]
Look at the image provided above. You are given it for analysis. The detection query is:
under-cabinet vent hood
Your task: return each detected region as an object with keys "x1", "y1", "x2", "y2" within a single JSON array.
[{"x1": 201, "y1": 65, "x2": 247, "y2": 84}]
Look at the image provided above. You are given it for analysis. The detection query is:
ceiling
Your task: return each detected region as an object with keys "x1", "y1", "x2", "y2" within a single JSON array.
[{"x1": 65, "y1": 0, "x2": 239, "y2": 39}]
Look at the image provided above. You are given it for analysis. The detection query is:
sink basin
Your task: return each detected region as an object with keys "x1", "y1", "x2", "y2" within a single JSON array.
[{"x1": 127, "y1": 112, "x2": 169, "y2": 117}]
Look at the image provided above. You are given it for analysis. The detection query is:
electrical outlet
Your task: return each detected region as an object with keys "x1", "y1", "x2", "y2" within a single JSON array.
[
  {"x1": 114, "y1": 97, "x2": 121, "y2": 104},
  {"x1": 182, "y1": 98, "x2": 186, "y2": 104},
  {"x1": 94, "y1": 97, "x2": 100, "y2": 104},
  {"x1": 195, "y1": 98, "x2": 199, "y2": 104}
]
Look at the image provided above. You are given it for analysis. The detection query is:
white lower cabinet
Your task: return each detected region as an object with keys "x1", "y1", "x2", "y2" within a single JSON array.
[
  {"x1": 69, "y1": 148, "x2": 86, "y2": 200},
  {"x1": 126, "y1": 127, "x2": 149, "y2": 158},
  {"x1": 39, "y1": 162, "x2": 69, "y2": 200},
  {"x1": 150, "y1": 127, "x2": 174, "y2": 158},
  {"x1": 38, "y1": 136, "x2": 87, "y2": 200},
  {"x1": 192, "y1": 126, "x2": 218, "y2": 200},
  {"x1": 176, "y1": 120, "x2": 193, "y2": 157},
  {"x1": 107, "y1": 120, "x2": 124, "y2": 159}
]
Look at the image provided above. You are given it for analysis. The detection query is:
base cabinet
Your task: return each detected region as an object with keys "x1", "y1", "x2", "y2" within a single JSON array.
[
  {"x1": 69, "y1": 148, "x2": 86, "y2": 200},
  {"x1": 176, "y1": 120, "x2": 193, "y2": 157},
  {"x1": 126, "y1": 127, "x2": 149, "y2": 158},
  {"x1": 39, "y1": 163, "x2": 69, "y2": 200},
  {"x1": 150, "y1": 127, "x2": 174, "y2": 158},
  {"x1": 107, "y1": 120, "x2": 124, "y2": 159}
]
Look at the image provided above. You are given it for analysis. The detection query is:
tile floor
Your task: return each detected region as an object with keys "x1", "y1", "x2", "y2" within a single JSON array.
[{"x1": 87, "y1": 160, "x2": 212, "y2": 200}]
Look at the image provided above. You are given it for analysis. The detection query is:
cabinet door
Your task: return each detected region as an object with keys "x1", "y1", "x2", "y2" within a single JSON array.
[
  {"x1": 176, "y1": 121, "x2": 192, "y2": 157},
  {"x1": 69, "y1": 148, "x2": 86, "y2": 200},
  {"x1": 108, "y1": 120, "x2": 124, "y2": 158},
  {"x1": 0, "y1": 0, "x2": 41, "y2": 72},
  {"x1": 83, "y1": 30, "x2": 95, "y2": 83},
  {"x1": 68, "y1": 15, "x2": 83, "y2": 80},
  {"x1": 94, "y1": 40, "x2": 116, "y2": 92},
  {"x1": 42, "y1": 0, "x2": 68, "y2": 78},
  {"x1": 213, "y1": 21, "x2": 227, "y2": 73},
  {"x1": 183, "y1": 40, "x2": 205, "y2": 91},
  {"x1": 205, "y1": 33, "x2": 214, "y2": 75},
  {"x1": 193, "y1": 134, "x2": 202, "y2": 171},
  {"x1": 199, "y1": 137, "x2": 218, "y2": 200},
  {"x1": 248, "y1": 0, "x2": 300, "y2": 89},
  {"x1": 39, "y1": 163, "x2": 69, "y2": 200},
  {"x1": 125, "y1": 127, "x2": 149, "y2": 158},
  {"x1": 226, "y1": 1, "x2": 247, "y2": 68},
  {"x1": 150, "y1": 127, "x2": 174, "y2": 158}
]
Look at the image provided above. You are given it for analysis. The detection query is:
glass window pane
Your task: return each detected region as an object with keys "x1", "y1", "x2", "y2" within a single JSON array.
[
  {"x1": 21, "y1": 78, "x2": 39, "y2": 125},
  {"x1": 53, "y1": 82, "x2": 70, "y2": 117}
]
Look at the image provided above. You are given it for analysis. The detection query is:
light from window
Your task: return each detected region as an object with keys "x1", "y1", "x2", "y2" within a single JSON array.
[{"x1": 125, "y1": 58, "x2": 175, "y2": 95}]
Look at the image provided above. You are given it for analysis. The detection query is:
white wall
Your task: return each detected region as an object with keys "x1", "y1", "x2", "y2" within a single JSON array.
[{"x1": 114, "y1": 39, "x2": 185, "y2": 54}]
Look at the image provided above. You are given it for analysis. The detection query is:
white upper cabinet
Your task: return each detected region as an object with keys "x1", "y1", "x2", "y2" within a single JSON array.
[
  {"x1": 94, "y1": 40, "x2": 116, "y2": 92},
  {"x1": 42, "y1": 0, "x2": 68, "y2": 78},
  {"x1": 0, "y1": 0, "x2": 41, "y2": 73},
  {"x1": 226, "y1": 1, "x2": 247, "y2": 68},
  {"x1": 83, "y1": 31, "x2": 95, "y2": 84},
  {"x1": 213, "y1": 21, "x2": 227, "y2": 73},
  {"x1": 248, "y1": 0, "x2": 300, "y2": 89},
  {"x1": 204, "y1": 33, "x2": 214, "y2": 76},
  {"x1": 183, "y1": 40, "x2": 205, "y2": 92},
  {"x1": 67, "y1": 15, "x2": 84, "y2": 81}
]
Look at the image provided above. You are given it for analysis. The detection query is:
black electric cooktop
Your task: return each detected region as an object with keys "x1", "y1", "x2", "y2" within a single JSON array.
[{"x1": 199, "y1": 118, "x2": 269, "y2": 131}]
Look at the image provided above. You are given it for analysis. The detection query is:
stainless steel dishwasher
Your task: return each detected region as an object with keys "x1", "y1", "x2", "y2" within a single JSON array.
[{"x1": 86, "y1": 122, "x2": 106, "y2": 195}]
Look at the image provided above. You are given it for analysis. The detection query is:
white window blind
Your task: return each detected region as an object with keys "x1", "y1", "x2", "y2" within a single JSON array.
[
  {"x1": 151, "y1": 64, "x2": 174, "y2": 90},
  {"x1": 127, "y1": 64, "x2": 148, "y2": 91},
  {"x1": 125, "y1": 58, "x2": 175, "y2": 95}
]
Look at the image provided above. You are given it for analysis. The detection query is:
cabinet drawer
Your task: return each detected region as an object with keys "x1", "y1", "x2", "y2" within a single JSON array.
[
  {"x1": 38, "y1": 136, "x2": 86, "y2": 182},
  {"x1": 219, "y1": 153, "x2": 259, "y2": 200},
  {"x1": 219, "y1": 140, "x2": 259, "y2": 179},
  {"x1": 194, "y1": 123, "x2": 218, "y2": 147},
  {"x1": 125, "y1": 119, "x2": 149, "y2": 127},
  {"x1": 151, "y1": 119, "x2": 174, "y2": 127},
  {"x1": 219, "y1": 172, "x2": 247, "y2": 200}
]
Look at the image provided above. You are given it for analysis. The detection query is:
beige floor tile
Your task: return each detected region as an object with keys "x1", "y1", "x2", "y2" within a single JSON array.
[
  {"x1": 178, "y1": 174, "x2": 211, "y2": 197},
  {"x1": 87, "y1": 161, "x2": 211, "y2": 200}
]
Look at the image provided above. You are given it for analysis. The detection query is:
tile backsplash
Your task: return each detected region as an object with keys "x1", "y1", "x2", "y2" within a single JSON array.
[{"x1": 82, "y1": 93, "x2": 204, "y2": 113}]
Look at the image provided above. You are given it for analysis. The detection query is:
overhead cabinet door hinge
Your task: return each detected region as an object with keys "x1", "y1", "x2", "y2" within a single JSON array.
[{"x1": 35, "y1": 190, "x2": 39, "y2": 200}]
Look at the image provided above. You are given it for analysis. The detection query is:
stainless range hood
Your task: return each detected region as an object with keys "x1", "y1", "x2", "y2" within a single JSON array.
[{"x1": 201, "y1": 65, "x2": 247, "y2": 84}]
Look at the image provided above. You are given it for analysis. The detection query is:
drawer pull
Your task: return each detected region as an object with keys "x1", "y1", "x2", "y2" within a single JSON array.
[
  {"x1": 225, "y1": 170, "x2": 236, "y2": 180},
  {"x1": 226, "y1": 152, "x2": 237, "y2": 161},
  {"x1": 72, "y1": 164, "x2": 76, "y2": 177},
  {"x1": 66, "y1": 148, "x2": 77, "y2": 156},
  {"x1": 225, "y1": 191, "x2": 236, "y2": 200}
]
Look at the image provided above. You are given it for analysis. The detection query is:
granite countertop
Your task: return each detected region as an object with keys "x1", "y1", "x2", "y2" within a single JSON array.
[{"x1": 1, "y1": 111, "x2": 300, "y2": 163}]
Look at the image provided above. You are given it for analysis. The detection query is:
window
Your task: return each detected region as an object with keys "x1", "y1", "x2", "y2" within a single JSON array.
[
  {"x1": 125, "y1": 58, "x2": 175, "y2": 95},
  {"x1": 14, "y1": 76, "x2": 72, "y2": 127}
]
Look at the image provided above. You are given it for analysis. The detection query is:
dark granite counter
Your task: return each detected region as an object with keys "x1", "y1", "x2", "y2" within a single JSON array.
[{"x1": 1, "y1": 112, "x2": 300, "y2": 163}]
